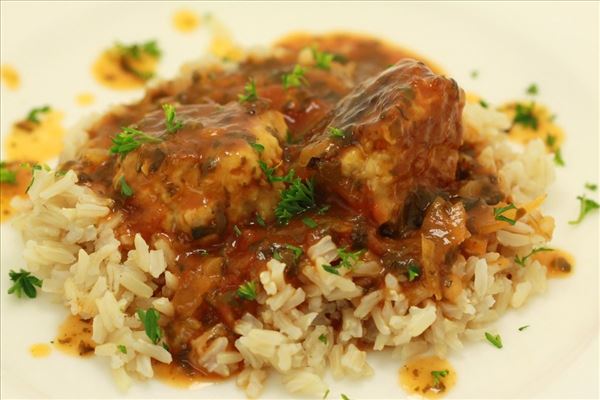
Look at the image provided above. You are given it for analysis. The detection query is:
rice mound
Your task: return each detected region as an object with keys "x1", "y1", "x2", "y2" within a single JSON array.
[{"x1": 11, "y1": 102, "x2": 556, "y2": 397}]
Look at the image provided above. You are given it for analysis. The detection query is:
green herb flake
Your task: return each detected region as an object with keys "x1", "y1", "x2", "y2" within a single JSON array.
[
  {"x1": 513, "y1": 102, "x2": 538, "y2": 130},
  {"x1": 318, "y1": 333, "x2": 328, "y2": 345},
  {"x1": 407, "y1": 262, "x2": 421, "y2": 282},
  {"x1": 286, "y1": 244, "x2": 304, "y2": 261},
  {"x1": 479, "y1": 99, "x2": 489, "y2": 108},
  {"x1": 282, "y1": 64, "x2": 307, "y2": 89},
  {"x1": 119, "y1": 176, "x2": 133, "y2": 197},
  {"x1": 110, "y1": 127, "x2": 164, "y2": 158},
  {"x1": 256, "y1": 214, "x2": 266, "y2": 227},
  {"x1": 518, "y1": 325, "x2": 530, "y2": 331},
  {"x1": 341, "y1": 395, "x2": 351, "y2": 400},
  {"x1": 317, "y1": 204, "x2": 330, "y2": 215},
  {"x1": 485, "y1": 332, "x2": 503, "y2": 349},
  {"x1": 312, "y1": 48, "x2": 335, "y2": 70},
  {"x1": 493, "y1": 203, "x2": 517, "y2": 225},
  {"x1": 328, "y1": 127, "x2": 346, "y2": 139},
  {"x1": 514, "y1": 247, "x2": 553, "y2": 267},
  {"x1": 569, "y1": 194, "x2": 600, "y2": 225},
  {"x1": 431, "y1": 369, "x2": 449, "y2": 386},
  {"x1": 237, "y1": 281, "x2": 257, "y2": 300},
  {"x1": 7, "y1": 269, "x2": 43, "y2": 298},
  {"x1": 302, "y1": 217, "x2": 318, "y2": 228},
  {"x1": 238, "y1": 78, "x2": 258, "y2": 103},
  {"x1": 117, "y1": 345, "x2": 127, "y2": 354},
  {"x1": 0, "y1": 162, "x2": 17, "y2": 184},
  {"x1": 322, "y1": 264, "x2": 340, "y2": 275},
  {"x1": 545, "y1": 133, "x2": 557, "y2": 148},
  {"x1": 323, "y1": 389, "x2": 330, "y2": 400},
  {"x1": 26, "y1": 105, "x2": 51, "y2": 124},
  {"x1": 162, "y1": 103, "x2": 184, "y2": 134},
  {"x1": 470, "y1": 70, "x2": 479, "y2": 79},
  {"x1": 250, "y1": 142, "x2": 265, "y2": 153},
  {"x1": 116, "y1": 40, "x2": 161, "y2": 59},
  {"x1": 136, "y1": 308, "x2": 163, "y2": 344},
  {"x1": 585, "y1": 182, "x2": 597, "y2": 191},
  {"x1": 526, "y1": 83, "x2": 539, "y2": 96},
  {"x1": 233, "y1": 225, "x2": 242, "y2": 237},
  {"x1": 337, "y1": 247, "x2": 365, "y2": 270},
  {"x1": 553, "y1": 148, "x2": 565, "y2": 167},
  {"x1": 275, "y1": 175, "x2": 316, "y2": 224}
]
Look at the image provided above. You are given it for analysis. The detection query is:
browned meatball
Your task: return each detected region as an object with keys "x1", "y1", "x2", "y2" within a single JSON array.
[{"x1": 297, "y1": 59, "x2": 464, "y2": 230}]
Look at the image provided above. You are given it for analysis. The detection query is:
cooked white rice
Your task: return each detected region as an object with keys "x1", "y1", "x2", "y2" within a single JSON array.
[{"x1": 11, "y1": 102, "x2": 556, "y2": 397}]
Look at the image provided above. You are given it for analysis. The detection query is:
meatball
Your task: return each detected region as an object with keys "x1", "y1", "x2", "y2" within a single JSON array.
[
  {"x1": 113, "y1": 102, "x2": 288, "y2": 240},
  {"x1": 298, "y1": 59, "x2": 464, "y2": 229}
]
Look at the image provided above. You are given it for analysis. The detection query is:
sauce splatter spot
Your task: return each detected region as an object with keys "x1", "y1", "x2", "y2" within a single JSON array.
[
  {"x1": 399, "y1": 356, "x2": 456, "y2": 398},
  {"x1": 173, "y1": 10, "x2": 201, "y2": 33},
  {"x1": 30, "y1": 343, "x2": 52, "y2": 358},
  {"x1": 92, "y1": 47, "x2": 158, "y2": 90},
  {"x1": 4, "y1": 110, "x2": 65, "y2": 162},
  {"x1": 54, "y1": 314, "x2": 95, "y2": 357},
  {"x1": 76, "y1": 92, "x2": 95, "y2": 106},
  {"x1": 1, "y1": 64, "x2": 20, "y2": 90}
]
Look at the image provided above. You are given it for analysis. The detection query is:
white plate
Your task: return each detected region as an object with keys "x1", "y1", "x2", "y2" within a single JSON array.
[{"x1": 1, "y1": 2, "x2": 598, "y2": 399}]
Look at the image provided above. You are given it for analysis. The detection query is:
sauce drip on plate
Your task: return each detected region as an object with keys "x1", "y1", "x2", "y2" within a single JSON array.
[
  {"x1": 533, "y1": 249, "x2": 574, "y2": 278},
  {"x1": 54, "y1": 314, "x2": 95, "y2": 357},
  {"x1": 30, "y1": 343, "x2": 52, "y2": 358},
  {"x1": 92, "y1": 47, "x2": 158, "y2": 90},
  {"x1": 76, "y1": 92, "x2": 95, "y2": 106},
  {"x1": 1, "y1": 64, "x2": 20, "y2": 90},
  {"x1": 153, "y1": 359, "x2": 221, "y2": 388},
  {"x1": 173, "y1": 10, "x2": 201, "y2": 33},
  {"x1": 0, "y1": 164, "x2": 31, "y2": 222},
  {"x1": 4, "y1": 110, "x2": 65, "y2": 162},
  {"x1": 399, "y1": 356, "x2": 456, "y2": 398}
]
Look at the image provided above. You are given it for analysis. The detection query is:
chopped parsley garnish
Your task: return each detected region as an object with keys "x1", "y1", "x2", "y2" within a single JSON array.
[
  {"x1": 274, "y1": 244, "x2": 304, "y2": 263},
  {"x1": 117, "y1": 345, "x2": 127, "y2": 354},
  {"x1": 318, "y1": 333, "x2": 328, "y2": 345},
  {"x1": 526, "y1": 83, "x2": 539, "y2": 96},
  {"x1": 162, "y1": 103, "x2": 183, "y2": 134},
  {"x1": 485, "y1": 332, "x2": 503, "y2": 349},
  {"x1": 322, "y1": 264, "x2": 340, "y2": 275},
  {"x1": 518, "y1": 325, "x2": 530, "y2": 331},
  {"x1": 238, "y1": 78, "x2": 258, "y2": 103},
  {"x1": 24, "y1": 163, "x2": 50, "y2": 193},
  {"x1": 328, "y1": 127, "x2": 346, "y2": 139},
  {"x1": 585, "y1": 182, "x2": 597, "y2": 191},
  {"x1": 259, "y1": 161, "x2": 295, "y2": 184},
  {"x1": 545, "y1": 133, "x2": 557, "y2": 148},
  {"x1": 233, "y1": 225, "x2": 242, "y2": 237},
  {"x1": 431, "y1": 369, "x2": 449, "y2": 386},
  {"x1": 136, "y1": 308, "x2": 163, "y2": 344},
  {"x1": 237, "y1": 281, "x2": 257, "y2": 300},
  {"x1": 7, "y1": 269, "x2": 42, "y2": 298},
  {"x1": 119, "y1": 176, "x2": 133, "y2": 197},
  {"x1": 323, "y1": 389, "x2": 330, "y2": 399},
  {"x1": 249, "y1": 142, "x2": 265, "y2": 153},
  {"x1": 479, "y1": 99, "x2": 489, "y2": 108},
  {"x1": 513, "y1": 102, "x2": 538, "y2": 130},
  {"x1": 493, "y1": 203, "x2": 517, "y2": 225},
  {"x1": 116, "y1": 40, "x2": 161, "y2": 59},
  {"x1": 282, "y1": 64, "x2": 307, "y2": 89},
  {"x1": 275, "y1": 174, "x2": 316, "y2": 224},
  {"x1": 256, "y1": 214, "x2": 266, "y2": 227},
  {"x1": 470, "y1": 70, "x2": 479, "y2": 79},
  {"x1": 317, "y1": 205, "x2": 330, "y2": 215},
  {"x1": 514, "y1": 247, "x2": 553, "y2": 267},
  {"x1": 569, "y1": 194, "x2": 599, "y2": 225},
  {"x1": 407, "y1": 262, "x2": 421, "y2": 282},
  {"x1": 312, "y1": 48, "x2": 335, "y2": 70},
  {"x1": 554, "y1": 148, "x2": 565, "y2": 166},
  {"x1": 302, "y1": 217, "x2": 318, "y2": 228},
  {"x1": 337, "y1": 247, "x2": 365, "y2": 270},
  {"x1": 341, "y1": 395, "x2": 351, "y2": 400},
  {"x1": 26, "y1": 105, "x2": 51, "y2": 124},
  {"x1": 0, "y1": 162, "x2": 17, "y2": 184},
  {"x1": 110, "y1": 127, "x2": 163, "y2": 158}
]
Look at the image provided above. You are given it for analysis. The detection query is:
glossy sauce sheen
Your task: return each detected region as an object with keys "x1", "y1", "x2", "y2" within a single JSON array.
[{"x1": 65, "y1": 33, "x2": 521, "y2": 377}]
